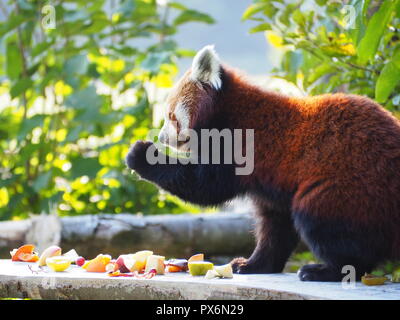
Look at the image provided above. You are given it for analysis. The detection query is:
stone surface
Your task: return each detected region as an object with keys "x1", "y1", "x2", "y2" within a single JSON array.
[{"x1": 0, "y1": 260, "x2": 399, "y2": 300}]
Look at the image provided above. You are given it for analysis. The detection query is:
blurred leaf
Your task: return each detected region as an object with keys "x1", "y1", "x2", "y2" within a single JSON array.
[
  {"x1": 249, "y1": 23, "x2": 272, "y2": 34},
  {"x1": 0, "y1": 14, "x2": 27, "y2": 37},
  {"x1": 10, "y1": 78, "x2": 33, "y2": 99},
  {"x1": 242, "y1": 3, "x2": 269, "y2": 21},
  {"x1": 65, "y1": 85, "x2": 102, "y2": 109},
  {"x1": 376, "y1": 61, "x2": 400, "y2": 103},
  {"x1": 141, "y1": 51, "x2": 170, "y2": 72},
  {"x1": 6, "y1": 41, "x2": 22, "y2": 80},
  {"x1": 18, "y1": 115, "x2": 45, "y2": 140},
  {"x1": 357, "y1": 0, "x2": 396, "y2": 65},
  {"x1": 173, "y1": 9, "x2": 215, "y2": 26},
  {"x1": 32, "y1": 170, "x2": 53, "y2": 192},
  {"x1": 65, "y1": 55, "x2": 89, "y2": 75},
  {"x1": 167, "y1": 2, "x2": 187, "y2": 10},
  {"x1": 70, "y1": 157, "x2": 101, "y2": 180}
]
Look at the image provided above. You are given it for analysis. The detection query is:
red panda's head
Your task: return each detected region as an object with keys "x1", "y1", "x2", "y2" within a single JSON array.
[{"x1": 158, "y1": 45, "x2": 222, "y2": 151}]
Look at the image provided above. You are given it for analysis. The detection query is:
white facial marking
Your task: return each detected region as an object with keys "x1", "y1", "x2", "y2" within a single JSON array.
[
  {"x1": 174, "y1": 102, "x2": 190, "y2": 130},
  {"x1": 159, "y1": 101, "x2": 190, "y2": 150},
  {"x1": 191, "y1": 45, "x2": 222, "y2": 90}
]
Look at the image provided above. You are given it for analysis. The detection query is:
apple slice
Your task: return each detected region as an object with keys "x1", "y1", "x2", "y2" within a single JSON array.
[
  {"x1": 38, "y1": 245, "x2": 62, "y2": 266},
  {"x1": 115, "y1": 255, "x2": 132, "y2": 273},
  {"x1": 145, "y1": 255, "x2": 165, "y2": 274}
]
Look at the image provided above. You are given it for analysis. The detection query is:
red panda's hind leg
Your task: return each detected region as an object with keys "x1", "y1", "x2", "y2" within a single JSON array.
[{"x1": 293, "y1": 211, "x2": 389, "y2": 281}]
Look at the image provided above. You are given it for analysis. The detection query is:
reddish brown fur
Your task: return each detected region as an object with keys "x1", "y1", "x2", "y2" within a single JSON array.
[{"x1": 167, "y1": 66, "x2": 400, "y2": 259}]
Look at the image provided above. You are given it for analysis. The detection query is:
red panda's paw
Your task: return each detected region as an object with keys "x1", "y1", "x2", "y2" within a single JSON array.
[
  {"x1": 230, "y1": 257, "x2": 267, "y2": 274},
  {"x1": 125, "y1": 140, "x2": 155, "y2": 173},
  {"x1": 297, "y1": 264, "x2": 343, "y2": 282},
  {"x1": 230, "y1": 257, "x2": 248, "y2": 273}
]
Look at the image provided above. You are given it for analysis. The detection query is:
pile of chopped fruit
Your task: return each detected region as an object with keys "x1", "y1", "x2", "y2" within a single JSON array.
[{"x1": 9, "y1": 244, "x2": 233, "y2": 280}]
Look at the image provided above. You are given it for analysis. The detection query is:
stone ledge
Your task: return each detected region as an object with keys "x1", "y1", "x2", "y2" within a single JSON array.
[{"x1": 0, "y1": 260, "x2": 399, "y2": 300}]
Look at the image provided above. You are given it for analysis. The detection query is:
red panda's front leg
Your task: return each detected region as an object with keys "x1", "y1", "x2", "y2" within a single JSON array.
[
  {"x1": 231, "y1": 201, "x2": 299, "y2": 274},
  {"x1": 126, "y1": 140, "x2": 241, "y2": 206}
]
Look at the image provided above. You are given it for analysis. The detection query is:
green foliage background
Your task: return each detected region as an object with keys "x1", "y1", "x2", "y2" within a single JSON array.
[
  {"x1": 244, "y1": 0, "x2": 400, "y2": 109},
  {"x1": 0, "y1": 0, "x2": 214, "y2": 220}
]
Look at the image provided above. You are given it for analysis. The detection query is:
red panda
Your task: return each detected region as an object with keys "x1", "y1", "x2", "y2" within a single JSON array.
[{"x1": 126, "y1": 45, "x2": 400, "y2": 281}]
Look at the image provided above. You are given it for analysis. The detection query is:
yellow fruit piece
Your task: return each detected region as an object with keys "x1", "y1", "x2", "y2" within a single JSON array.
[
  {"x1": 145, "y1": 255, "x2": 165, "y2": 274},
  {"x1": 361, "y1": 274, "x2": 388, "y2": 286},
  {"x1": 188, "y1": 253, "x2": 204, "y2": 262},
  {"x1": 214, "y1": 264, "x2": 233, "y2": 278},
  {"x1": 188, "y1": 261, "x2": 214, "y2": 276},
  {"x1": 46, "y1": 256, "x2": 72, "y2": 272},
  {"x1": 83, "y1": 254, "x2": 112, "y2": 273},
  {"x1": 131, "y1": 250, "x2": 153, "y2": 272}
]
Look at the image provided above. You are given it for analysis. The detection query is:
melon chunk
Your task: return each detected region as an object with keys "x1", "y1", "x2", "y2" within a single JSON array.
[{"x1": 188, "y1": 261, "x2": 214, "y2": 276}]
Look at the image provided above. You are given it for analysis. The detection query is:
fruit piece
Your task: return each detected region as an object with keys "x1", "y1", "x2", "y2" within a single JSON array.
[
  {"x1": 11, "y1": 244, "x2": 39, "y2": 262},
  {"x1": 131, "y1": 250, "x2": 153, "y2": 272},
  {"x1": 137, "y1": 269, "x2": 157, "y2": 279},
  {"x1": 115, "y1": 255, "x2": 132, "y2": 273},
  {"x1": 166, "y1": 265, "x2": 183, "y2": 273},
  {"x1": 75, "y1": 256, "x2": 85, "y2": 267},
  {"x1": 392, "y1": 269, "x2": 400, "y2": 283},
  {"x1": 108, "y1": 269, "x2": 157, "y2": 279},
  {"x1": 361, "y1": 274, "x2": 388, "y2": 286},
  {"x1": 145, "y1": 255, "x2": 165, "y2": 274},
  {"x1": 188, "y1": 261, "x2": 214, "y2": 276},
  {"x1": 106, "y1": 262, "x2": 118, "y2": 273},
  {"x1": 46, "y1": 256, "x2": 72, "y2": 272},
  {"x1": 188, "y1": 253, "x2": 204, "y2": 262},
  {"x1": 214, "y1": 263, "x2": 233, "y2": 278},
  {"x1": 165, "y1": 259, "x2": 188, "y2": 271},
  {"x1": 63, "y1": 249, "x2": 79, "y2": 263},
  {"x1": 108, "y1": 271, "x2": 133, "y2": 277},
  {"x1": 205, "y1": 269, "x2": 220, "y2": 279},
  {"x1": 38, "y1": 245, "x2": 62, "y2": 266},
  {"x1": 82, "y1": 254, "x2": 112, "y2": 273},
  {"x1": 18, "y1": 253, "x2": 39, "y2": 262}
]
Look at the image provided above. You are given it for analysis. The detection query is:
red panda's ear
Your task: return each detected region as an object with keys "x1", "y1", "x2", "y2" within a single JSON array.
[{"x1": 191, "y1": 45, "x2": 222, "y2": 90}]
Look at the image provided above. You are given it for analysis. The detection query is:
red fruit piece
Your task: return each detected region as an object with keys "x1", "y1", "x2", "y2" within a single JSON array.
[{"x1": 76, "y1": 256, "x2": 85, "y2": 267}]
